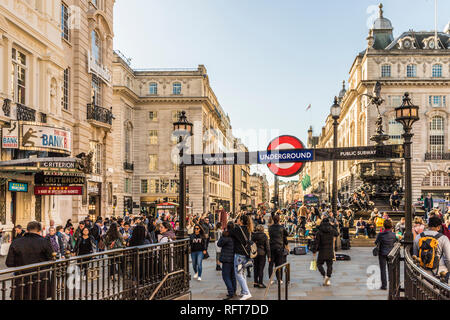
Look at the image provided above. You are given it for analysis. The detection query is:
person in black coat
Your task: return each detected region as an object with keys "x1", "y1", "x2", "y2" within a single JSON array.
[
  {"x1": 375, "y1": 219, "x2": 397, "y2": 290},
  {"x1": 217, "y1": 221, "x2": 236, "y2": 300},
  {"x1": 251, "y1": 224, "x2": 271, "y2": 288},
  {"x1": 268, "y1": 214, "x2": 288, "y2": 282},
  {"x1": 312, "y1": 218, "x2": 339, "y2": 286},
  {"x1": 6, "y1": 221, "x2": 54, "y2": 300}
]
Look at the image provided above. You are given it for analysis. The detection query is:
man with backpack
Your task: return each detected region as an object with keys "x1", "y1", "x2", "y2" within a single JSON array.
[{"x1": 413, "y1": 216, "x2": 450, "y2": 277}]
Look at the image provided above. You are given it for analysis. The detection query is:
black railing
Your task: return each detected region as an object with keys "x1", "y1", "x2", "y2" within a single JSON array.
[
  {"x1": 425, "y1": 153, "x2": 450, "y2": 161},
  {"x1": 387, "y1": 244, "x2": 450, "y2": 300},
  {"x1": 0, "y1": 239, "x2": 190, "y2": 300},
  {"x1": 16, "y1": 104, "x2": 36, "y2": 122},
  {"x1": 263, "y1": 262, "x2": 290, "y2": 300},
  {"x1": 124, "y1": 162, "x2": 134, "y2": 171},
  {"x1": 87, "y1": 104, "x2": 114, "y2": 126}
]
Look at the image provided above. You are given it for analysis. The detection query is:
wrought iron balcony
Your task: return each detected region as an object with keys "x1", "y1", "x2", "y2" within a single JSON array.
[
  {"x1": 16, "y1": 103, "x2": 36, "y2": 122},
  {"x1": 124, "y1": 162, "x2": 134, "y2": 171},
  {"x1": 87, "y1": 104, "x2": 114, "y2": 126},
  {"x1": 425, "y1": 152, "x2": 450, "y2": 161}
]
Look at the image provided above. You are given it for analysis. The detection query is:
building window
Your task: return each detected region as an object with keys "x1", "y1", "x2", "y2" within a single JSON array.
[
  {"x1": 90, "y1": 142, "x2": 103, "y2": 175},
  {"x1": 429, "y1": 95, "x2": 446, "y2": 108},
  {"x1": 125, "y1": 124, "x2": 131, "y2": 163},
  {"x1": 149, "y1": 111, "x2": 158, "y2": 121},
  {"x1": 63, "y1": 68, "x2": 70, "y2": 110},
  {"x1": 169, "y1": 180, "x2": 178, "y2": 193},
  {"x1": 91, "y1": 30, "x2": 102, "y2": 65},
  {"x1": 422, "y1": 171, "x2": 450, "y2": 187},
  {"x1": 160, "y1": 179, "x2": 169, "y2": 193},
  {"x1": 381, "y1": 65, "x2": 391, "y2": 77},
  {"x1": 172, "y1": 110, "x2": 182, "y2": 122},
  {"x1": 430, "y1": 116, "x2": 444, "y2": 155},
  {"x1": 149, "y1": 82, "x2": 158, "y2": 95},
  {"x1": 432, "y1": 64, "x2": 442, "y2": 78},
  {"x1": 61, "y1": 3, "x2": 70, "y2": 41},
  {"x1": 150, "y1": 179, "x2": 160, "y2": 193},
  {"x1": 149, "y1": 154, "x2": 158, "y2": 171},
  {"x1": 11, "y1": 48, "x2": 27, "y2": 105},
  {"x1": 141, "y1": 180, "x2": 148, "y2": 194},
  {"x1": 173, "y1": 82, "x2": 182, "y2": 95},
  {"x1": 388, "y1": 119, "x2": 403, "y2": 144},
  {"x1": 149, "y1": 130, "x2": 158, "y2": 145},
  {"x1": 92, "y1": 74, "x2": 102, "y2": 105},
  {"x1": 406, "y1": 64, "x2": 416, "y2": 77},
  {"x1": 124, "y1": 178, "x2": 130, "y2": 193}
]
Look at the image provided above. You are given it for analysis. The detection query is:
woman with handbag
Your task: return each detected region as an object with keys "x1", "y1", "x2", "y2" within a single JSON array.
[
  {"x1": 189, "y1": 224, "x2": 208, "y2": 281},
  {"x1": 103, "y1": 222, "x2": 124, "y2": 280},
  {"x1": 230, "y1": 214, "x2": 254, "y2": 300},
  {"x1": 374, "y1": 219, "x2": 397, "y2": 290}
]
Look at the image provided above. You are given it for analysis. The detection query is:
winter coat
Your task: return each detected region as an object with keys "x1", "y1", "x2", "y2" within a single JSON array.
[
  {"x1": 158, "y1": 230, "x2": 177, "y2": 243},
  {"x1": 268, "y1": 224, "x2": 288, "y2": 251},
  {"x1": 45, "y1": 233, "x2": 65, "y2": 257},
  {"x1": 6, "y1": 233, "x2": 54, "y2": 268},
  {"x1": 217, "y1": 235, "x2": 234, "y2": 263},
  {"x1": 252, "y1": 231, "x2": 271, "y2": 259},
  {"x1": 73, "y1": 235, "x2": 97, "y2": 256},
  {"x1": 313, "y1": 221, "x2": 339, "y2": 261},
  {"x1": 375, "y1": 230, "x2": 397, "y2": 256},
  {"x1": 230, "y1": 225, "x2": 251, "y2": 257}
]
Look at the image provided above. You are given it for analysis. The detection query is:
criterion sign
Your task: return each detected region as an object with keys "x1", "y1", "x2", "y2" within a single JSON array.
[{"x1": 261, "y1": 135, "x2": 312, "y2": 177}]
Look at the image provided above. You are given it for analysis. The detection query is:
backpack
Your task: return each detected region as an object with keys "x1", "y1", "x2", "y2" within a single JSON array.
[
  {"x1": 418, "y1": 232, "x2": 443, "y2": 273},
  {"x1": 239, "y1": 226, "x2": 257, "y2": 259}
]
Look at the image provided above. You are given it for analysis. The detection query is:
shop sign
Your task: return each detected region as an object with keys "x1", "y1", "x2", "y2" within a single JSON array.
[
  {"x1": 35, "y1": 173, "x2": 86, "y2": 186},
  {"x1": 41, "y1": 161, "x2": 77, "y2": 169},
  {"x1": 87, "y1": 51, "x2": 112, "y2": 84},
  {"x1": 34, "y1": 186, "x2": 83, "y2": 196},
  {"x1": 8, "y1": 182, "x2": 28, "y2": 192},
  {"x1": 1, "y1": 121, "x2": 19, "y2": 149},
  {"x1": 21, "y1": 123, "x2": 71, "y2": 154}
]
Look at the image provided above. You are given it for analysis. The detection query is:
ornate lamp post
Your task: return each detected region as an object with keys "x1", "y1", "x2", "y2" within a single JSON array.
[
  {"x1": 173, "y1": 111, "x2": 193, "y2": 239},
  {"x1": 395, "y1": 93, "x2": 419, "y2": 246},
  {"x1": 330, "y1": 97, "x2": 341, "y2": 215}
]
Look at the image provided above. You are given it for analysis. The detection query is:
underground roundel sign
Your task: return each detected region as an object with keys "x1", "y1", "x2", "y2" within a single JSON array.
[{"x1": 266, "y1": 135, "x2": 306, "y2": 177}]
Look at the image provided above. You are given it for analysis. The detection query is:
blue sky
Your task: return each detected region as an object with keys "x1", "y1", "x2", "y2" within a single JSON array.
[{"x1": 114, "y1": 0, "x2": 450, "y2": 183}]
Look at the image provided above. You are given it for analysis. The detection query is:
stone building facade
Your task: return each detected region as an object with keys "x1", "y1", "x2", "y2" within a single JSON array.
[
  {"x1": 0, "y1": 0, "x2": 115, "y2": 231},
  {"x1": 300, "y1": 4, "x2": 450, "y2": 205},
  {"x1": 250, "y1": 173, "x2": 269, "y2": 209},
  {"x1": 112, "y1": 53, "x2": 235, "y2": 217}
]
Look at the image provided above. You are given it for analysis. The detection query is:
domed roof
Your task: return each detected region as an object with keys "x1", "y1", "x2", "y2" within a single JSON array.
[{"x1": 373, "y1": 4, "x2": 393, "y2": 30}]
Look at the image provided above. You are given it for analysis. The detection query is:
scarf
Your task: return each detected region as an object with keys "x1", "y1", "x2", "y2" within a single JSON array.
[{"x1": 50, "y1": 235, "x2": 60, "y2": 253}]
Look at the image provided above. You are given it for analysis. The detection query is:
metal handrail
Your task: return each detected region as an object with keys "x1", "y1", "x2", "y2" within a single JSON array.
[
  {"x1": 263, "y1": 262, "x2": 290, "y2": 300},
  {"x1": 149, "y1": 269, "x2": 186, "y2": 300},
  {"x1": 404, "y1": 246, "x2": 450, "y2": 292}
]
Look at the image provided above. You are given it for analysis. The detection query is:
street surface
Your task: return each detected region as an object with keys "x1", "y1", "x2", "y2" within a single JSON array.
[{"x1": 191, "y1": 247, "x2": 389, "y2": 300}]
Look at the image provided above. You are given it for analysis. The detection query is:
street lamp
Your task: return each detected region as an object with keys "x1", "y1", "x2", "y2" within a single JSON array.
[
  {"x1": 331, "y1": 97, "x2": 341, "y2": 216},
  {"x1": 173, "y1": 111, "x2": 193, "y2": 239},
  {"x1": 395, "y1": 93, "x2": 419, "y2": 246}
]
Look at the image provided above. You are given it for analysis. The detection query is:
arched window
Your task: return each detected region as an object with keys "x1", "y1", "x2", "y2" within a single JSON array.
[
  {"x1": 406, "y1": 64, "x2": 416, "y2": 77},
  {"x1": 149, "y1": 82, "x2": 158, "y2": 95},
  {"x1": 173, "y1": 82, "x2": 181, "y2": 95},
  {"x1": 432, "y1": 64, "x2": 442, "y2": 78},
  {"x1": 381, "y1": 65, "x2": 391, "y2": 77},
  {"x1": 91, "y1": 30, "x2": 102, "y2": 65},
  {"x1": 125, "y1": 123, "x2": 132, "y2": 163},
  {"x1": 429, "y1": 116, "x2": 444, "y2": 155}
]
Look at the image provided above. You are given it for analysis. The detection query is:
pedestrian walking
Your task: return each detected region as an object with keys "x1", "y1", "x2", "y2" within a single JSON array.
[
  {"x1": 157, "y1": 221, "x2": 176, "y2": 243},
  {"x1": 252, "y1": 224, "x2": 270, "y2": 288},
  {"x1": 215, "y1": 222, "x2": 223, "y2": 271},
  {"x1": 268, "y1": 214, "x2": 288, "y2": 284},
  {"x1": 190, "y1": 224, "x2": 208, "y2": 281},
  {"x1": 311, "y1": 218, "x2": 338, "y2": 286},
  {"x1": 73, "y1": 227, "x2": 97, "y2": 280},
  {"x1": 217, "y1": 221, "x2": 236, "y2": 300},
  {"x1": 230, "y1": 214, "x2": 254, "y2": 300},
  {"x1": 45, "y1": 226, "x2": 65, "y2": 259},
  {"x1": 374, "y1": 219, "x2": 397, "y2": 290},
  {"x1": 6, "y1": 221, "x2": 54, "y2": 300},
  {"x1": 103, "y1": 222, "x2": 125, "y2": 280}
]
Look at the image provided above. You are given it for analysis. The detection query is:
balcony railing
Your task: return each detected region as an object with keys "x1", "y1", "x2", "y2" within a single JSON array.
[
  {"x1": 87, "y1": 104, "x2": 114, "y2": 126},
  {"x1": 0, "y1": 239, "x2": 190, "y2": 300},
  {"x1": 124, "y1": 162, "x2": 134, "y2": 171},
  {"x1": 425, "y1": 153, "x2": 450, "y2": 161},
  {"x1": 16, "y1": 104, "x2": 36, "y2": 122}
]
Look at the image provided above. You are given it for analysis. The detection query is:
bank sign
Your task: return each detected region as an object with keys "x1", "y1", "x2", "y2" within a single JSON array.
[
  {"x1": 21, "y1": 124, "x2": 71, "y2": 154},
  {"x1": 1, "y1": 121, "x2": 19, "y2": 149}
]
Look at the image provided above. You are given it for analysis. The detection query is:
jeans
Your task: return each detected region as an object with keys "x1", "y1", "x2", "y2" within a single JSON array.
[
  {"x1": 356, "y1": 228, "x2": 368, "y2": 236},
  {"x1": 379, "y1": 255, "x2": 388, "y2": 289},
  {"x1": 191, "y1": 251, "x2": 204, "y2": 277},
  {"x1": 221, "y1": 262, "x2": 236, "y2": 296},
  {"x1": 254, "y1": 255, "x2": 266, "y2": 284},
  {"x1": 234, "y1": 254, "x2": 250, "y2": 295},
  {"x1": 317, "y1": 258, "x2": 333, "y2": 278}
]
